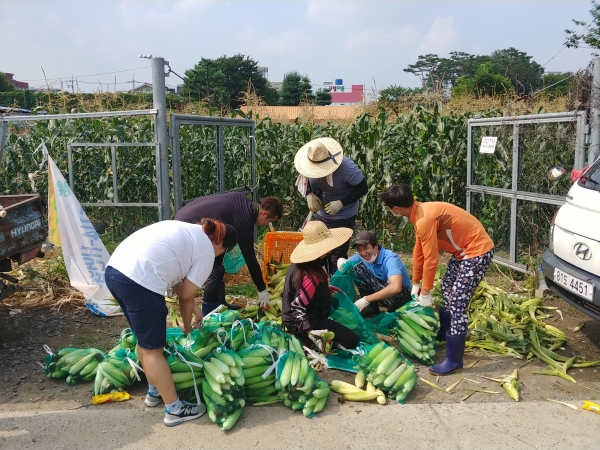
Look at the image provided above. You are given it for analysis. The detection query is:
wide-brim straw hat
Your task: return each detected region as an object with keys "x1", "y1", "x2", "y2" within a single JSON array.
[
  {"x1": 294, "y1": 137, "x2": 344, "y2": 178},
  {"x1": 290, "y1": 221, "x2": 353, "y2": 264}
]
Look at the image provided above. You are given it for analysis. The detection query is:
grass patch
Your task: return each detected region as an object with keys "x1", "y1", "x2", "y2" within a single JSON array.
[{"x1": 225, "y1": 282, "x2": 257, "y2": 298}]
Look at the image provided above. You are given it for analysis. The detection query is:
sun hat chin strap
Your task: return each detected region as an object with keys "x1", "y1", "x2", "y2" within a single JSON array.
[{"x1": 309, "y1": 150, "x2": 341, "y2": 165}]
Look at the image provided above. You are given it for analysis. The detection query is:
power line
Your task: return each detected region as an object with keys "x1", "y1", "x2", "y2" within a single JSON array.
[{"x1": 18, "y1": 66, "x2": 151, "y2": 82}]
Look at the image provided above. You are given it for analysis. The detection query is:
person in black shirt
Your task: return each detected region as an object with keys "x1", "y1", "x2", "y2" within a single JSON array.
[{"x1": 174, "y1": 192, "x2": 282, "y2": 316}]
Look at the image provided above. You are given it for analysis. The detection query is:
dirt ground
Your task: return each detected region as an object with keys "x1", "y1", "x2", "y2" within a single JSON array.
[{"x1": 1, "y1": 251, "x2": 599, "y2": 410}]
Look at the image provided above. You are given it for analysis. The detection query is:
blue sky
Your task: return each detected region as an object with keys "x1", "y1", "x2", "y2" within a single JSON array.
[{"x1": 0, "y1": 0, "x2": 594, "y2": 95}]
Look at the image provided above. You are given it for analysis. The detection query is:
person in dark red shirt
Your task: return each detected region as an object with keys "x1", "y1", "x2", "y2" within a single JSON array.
[{"x1": 175, "y1": 192, "x2": 282, "y2": 316}]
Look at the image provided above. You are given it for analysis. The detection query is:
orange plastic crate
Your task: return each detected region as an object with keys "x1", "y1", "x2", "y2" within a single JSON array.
[{"x1": 262, "y1": 231, "x2": 303, "y2": 281}]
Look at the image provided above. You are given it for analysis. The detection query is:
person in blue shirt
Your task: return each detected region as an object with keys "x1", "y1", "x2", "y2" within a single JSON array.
[{"x1": 337, "y1": 231, "x2": 412, "y2": 317}]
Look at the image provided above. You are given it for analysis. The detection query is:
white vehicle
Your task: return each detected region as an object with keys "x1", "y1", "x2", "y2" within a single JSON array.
[{"x1": 541, "y1": 158, "x2": 600, "y2": 321}]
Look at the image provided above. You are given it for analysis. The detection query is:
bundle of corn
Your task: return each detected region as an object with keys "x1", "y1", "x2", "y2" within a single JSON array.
[
  {"x1": 227, "y1": 319, "x2": 257, "y2": 352},
  {"x1": 248, "y1": 323, "x2": 305, "y2": 355},
  {"x1": 165, "y1": 343, "x2": 205, "y2": 402},
  {"x1": 119, "y1": 328, "x2": 137, "y2": 350},
  {"x1": 276, "y1": 351, "x2": 330, "y2": 417},
  {"x1": 455, "y1": 281, "x2": 600, "y2": 382},
  {"x1": 202, "y1": 346, "x2": 246, "y2": 431},
  {"x1": 202, "y1": 309, "x2": 241, "y2": 333},
  {"x1": 238, "y1": 344, "x2": 280, "y2": 404},
  {"x1": 391, "y1": 301, "x2": 439, "y2": 365},
  {"x1": 349, "y1": 342, "x2": 417, "y2": 404},
  {"x1": 93, "y1": 349, "x2": 142, "y2": 395},
  {"x1": 43, "y1": 346, "x2": 106, "y2": 386}
]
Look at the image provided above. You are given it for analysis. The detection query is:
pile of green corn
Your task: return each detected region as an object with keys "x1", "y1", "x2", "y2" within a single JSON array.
[
  {"x1": 93, "y1": 349, "x2": 141, "y2": 395},
  {"x1": 276, "y1": 351, "x2": 330, "y2": 417},
  {"x1": 239, "y1": 344, "x2": 280, "y2": 404},
  {"x1": 391, "y1": 301, "x2": 439, "y2": 366},
  {"x1": 44, "y1": 346, "x2": 106, "y2": 386},
  {"x1": 350, "y1": 342, "x2": 417, "y2": 404},
  {"x1": 202, "y1": 346, "x2": 246, "y2": 431}
]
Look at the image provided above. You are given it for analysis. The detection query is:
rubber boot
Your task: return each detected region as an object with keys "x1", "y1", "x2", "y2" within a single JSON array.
[
  {"x1": 436, "y1": 307, "x2": 451, "y2": 341},
  {"x1": 224, "y1": 302, "x2": 240, "y2": 311},
  {"x1": 429, "y1": 331, "x2": 465, "y2": 376}
]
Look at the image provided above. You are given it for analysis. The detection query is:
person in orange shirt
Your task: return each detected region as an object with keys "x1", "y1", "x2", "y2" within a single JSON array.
[{"x1": 379, "y1": 184, "x2": 494, "y2": 376}]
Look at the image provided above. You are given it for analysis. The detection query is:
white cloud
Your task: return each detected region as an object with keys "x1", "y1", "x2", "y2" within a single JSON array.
[
  {"x1": 343, "y1": 27, "x2": 420, "y2": 53},
  {"x1": 305, "y1": 0, "x2": 360, "y2": 22},
  {"x1": 118, "y1": 0, "x2": 215, "y2": 28},
  {"x1": 417, "y1": 16, "x2": 459, "y2": 54},
  {"x1": 247, "y1": 29, "x2": 319, "y2": 58}
]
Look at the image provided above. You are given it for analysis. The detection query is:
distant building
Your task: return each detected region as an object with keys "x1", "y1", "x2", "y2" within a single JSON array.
[
  {"x1": 1, "y1": 72, "x2": 29, "y2": 90},
  {"x1": 129, "y1": 83, "x2": 153, "y2": 93},
  {"x1": 269, "y1": 81, "x2": 283, "y2": 92},
  {"x1": 128, "y1": 83, "x2": 175, "y2": 94},
  {"x1": 329, "y1": 84, "x2": 365, "y2": 106},
  {"x1": 258, "y1": 66, "x2": 268, "y2": 80}
]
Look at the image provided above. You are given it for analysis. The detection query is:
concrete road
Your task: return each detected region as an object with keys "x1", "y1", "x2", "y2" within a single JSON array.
[{"x1": 1, "y1": 398, "x2": 599, "y2": 450}]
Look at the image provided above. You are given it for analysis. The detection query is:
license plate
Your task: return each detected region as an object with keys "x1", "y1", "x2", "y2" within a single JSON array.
[{"x1": 554, "y1": 268, "x2": 594, "y2": 302}]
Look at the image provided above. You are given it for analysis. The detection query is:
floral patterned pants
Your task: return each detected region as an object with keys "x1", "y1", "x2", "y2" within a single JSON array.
[{"x1": 441, "y1": 248, "x2": 494, "y2": 335}]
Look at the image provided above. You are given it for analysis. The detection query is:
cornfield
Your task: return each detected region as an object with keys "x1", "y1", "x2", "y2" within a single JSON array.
[{"x1": 0, "y1": 105, "x2": 577, "y2": 263}]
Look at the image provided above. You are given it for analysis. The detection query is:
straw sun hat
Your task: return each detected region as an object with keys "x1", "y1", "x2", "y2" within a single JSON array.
[
  {"x1": 294, "y1": 137, "x2": 344, "y2": 178},
  {"x1": 290, "y1": 221, "x2": 353, "y2": 264}
]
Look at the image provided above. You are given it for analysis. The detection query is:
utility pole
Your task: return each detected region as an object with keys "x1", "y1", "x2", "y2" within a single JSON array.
[
  {"x1": 126, "y1": 75, "x2": 137, "y2": 92},
  {"x1": 141, "y1": 55, "x2": 170, "y2": 220},
  {"x1": 591, "y1": 56, "x2": 600, "y2": 165}
]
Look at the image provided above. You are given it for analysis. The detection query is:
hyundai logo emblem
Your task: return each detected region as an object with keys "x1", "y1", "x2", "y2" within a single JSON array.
[{"x1": 573, "y1": 243, "x2": 592, "y2": 261}]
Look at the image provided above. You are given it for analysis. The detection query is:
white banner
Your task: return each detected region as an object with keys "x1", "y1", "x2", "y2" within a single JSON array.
[{"x1": 48, "y1": 155, "x2": 121, "y2": 316}]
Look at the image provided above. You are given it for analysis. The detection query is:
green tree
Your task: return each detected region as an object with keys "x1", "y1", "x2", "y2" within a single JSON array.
[
  {"x1": 214, "y1": 53, "x2": 279, "y2": 108},
  {"x1": 315, "y1": 88, "x2": 332, "y2": 106},
  {"x1": 489, "y1": 47, "x2": 544, "y2": 93},
  {"x1": 280, "y1": 71, "x2": 314, "y2": 106},
  {"x1": 183, "y1": 58, "x2": 229, "y2": 107},
  {"x1": 565, "y1": 1, "x2": 600, "y2": 54},
  {"x1": 453, "y1": 62, "x2": 513, "y2": 97},
  {"x1": 0, "y1": 73, "x2": 15, "y2": 92},
  {"x1": 403, "y1": 54, "x2": 444, "y2": 90},
  {"x1": 378, "y1": 85, "x2": 423, "y2": 102},
  {"x1": 183, "y1": 54, "x2": 279, "y2": 108}
]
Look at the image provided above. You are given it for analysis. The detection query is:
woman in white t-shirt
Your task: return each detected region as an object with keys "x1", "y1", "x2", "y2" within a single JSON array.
[{"x1": 105, "y1": 218, "x2": 237, "y2": 427}]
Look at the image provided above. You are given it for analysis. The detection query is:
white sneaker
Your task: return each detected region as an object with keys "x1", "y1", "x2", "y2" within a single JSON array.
[
  {"x1": 164, "y1": 401, "x2": 206, "y2": 427},
  {"x1": 144, "y1": 390, "x2": 162, "y2": 407}
]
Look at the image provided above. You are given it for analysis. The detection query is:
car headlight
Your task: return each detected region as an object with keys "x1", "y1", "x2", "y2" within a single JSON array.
[{"x1": 549, "y1": 223, "x2": 555, "y2": 253}]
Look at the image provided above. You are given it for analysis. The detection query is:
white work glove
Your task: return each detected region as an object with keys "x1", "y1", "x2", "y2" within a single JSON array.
[
  {"x1": 411, "y1": 284, "x2": 421, "y2": 301},
  {"x1": 257, "y1": 289, "x2": 270, "y2": 310},
  {"x1": 325, "y1": 200, "x2": 343, "y2": 215},
  {"x1": 308, "y1": 330, "x2": 327, "y2": 352},
  {"x1": 337, "y1": 257, "x2": 347, "y2": 271},
  {"x1": 354, "y1": 297, "x2": 369, "y2": 312},
  {"x1": 306, "y1": 193, "x2": 322, "y2": 213},
  {"x1": 418, "y1": 293, "x2": 433, "y2": 308}
]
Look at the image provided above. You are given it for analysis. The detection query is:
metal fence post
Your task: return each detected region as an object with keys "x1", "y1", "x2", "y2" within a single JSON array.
[
  {"x1": 590, "y1": 57, "x2": 600, "y2": 165},
  {"x1": 151, "y1": 56, "x2": 171, "y2": 220},
  {"x1": 0, "y1": 121, "x2": 7, "y2": 167}
]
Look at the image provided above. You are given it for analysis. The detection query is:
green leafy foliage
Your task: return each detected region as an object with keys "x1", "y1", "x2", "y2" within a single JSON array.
[
  {"x1": 280, "y1": 72, "x2": 314, "y2": 106},
  {"x1": 315, "y1": 89, "x2": 332, "y2": 106},
  {"x1": 565, "y1": 0, "x2": 600, "y2": 54},
  {"x1": 182, "y1": 54, "x2": 278, "y2": 108},
  {"x1": 0, "y1": 72, "x2": 15, "y2": 92}
]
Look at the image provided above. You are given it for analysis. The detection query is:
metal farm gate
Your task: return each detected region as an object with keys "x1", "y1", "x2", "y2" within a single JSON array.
[
  {"x1": 466, "y1": 111, "x2": 588, "y2": 272},
  {"x1": 169, "y1": 115, "x2": 258, "y2": 214}
]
